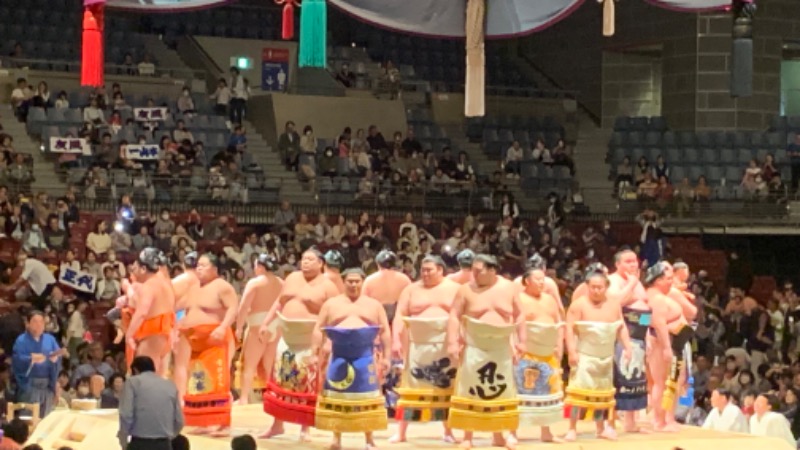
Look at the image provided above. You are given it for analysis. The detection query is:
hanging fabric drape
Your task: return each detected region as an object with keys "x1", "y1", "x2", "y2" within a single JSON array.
[
  {"x1": 81, "y1": 0, "x2": 106, "y2": 87},
  {"x1": 602, "y1": 0, "x2": 615, "y2": 36},
  {"x1": 299, "y1": 0, "x2": 327, "y2": 68},
  {"x1": 465, "y1": 0, "x2": 486, "y2": 117},
  {"x1": 276, "y1": 0, "x2": 299, "y2": 40}
]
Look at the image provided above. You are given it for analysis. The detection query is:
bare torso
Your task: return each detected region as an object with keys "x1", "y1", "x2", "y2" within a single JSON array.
[
  {"x1": 668, "y1": 286, "x2": 697, "y2": 322},
  {"x1": 184, "y1": 278, "x2": 231, "y2": 326},
  {"x1": 405, "y1": 278, "x2": 460, "y2": 318},
  {"x1": 608, "y1": 272, "x2": 649, "y2": 310},
  {"x1": 143, "y1": 275, "x2": 175, "y2": 319},
  {"x1": 569, "y1": 296, "x2": 622, "y2": 323},
  {"x1": 246, "y1": 274, "x2": 283, "y2": 314},
  {"x1": 520, "y1": 290, "x2": 560, "y2": 324},
  {"x1": 323, "y1": 294, "x2": 385, "y2": 329},
  {"x1": 363, "y1": 270, "x2": 412, "y2": 306},
  {"x1": 172, "y1": 271, "x2": 200, "y2": 315},
  {"x1": 460, "y1": 277, "x2": 518, "y2": 326},
  {"x1": 325, "y1": 270, "x2": 345, "y2": 295},
  {"x1": 447, "y1": 270, "x2": 472, "y2": 285},
  {"x1": 280, "y1": 271, "x2": 339, "y2": 319}
]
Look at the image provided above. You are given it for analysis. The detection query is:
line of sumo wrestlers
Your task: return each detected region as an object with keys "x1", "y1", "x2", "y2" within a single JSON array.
[{"x1": 117, "y1": 244, "x2": 696, "y2": 449}]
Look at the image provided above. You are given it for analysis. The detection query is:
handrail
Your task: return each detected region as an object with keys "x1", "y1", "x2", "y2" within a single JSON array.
[
  {"x1": 0, "y1": 57, "x2": 206, "y2": 81},
  {"x1": 434, "y1": 82, "x2": 578, "y2": 100}
]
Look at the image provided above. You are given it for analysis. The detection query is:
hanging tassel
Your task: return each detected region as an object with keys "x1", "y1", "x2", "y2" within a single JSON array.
[
  {"x1": 299, "y1": 0, "x2": 327, "y2": 68},
  {"x1": 602, "y1": 0, "x2": 615, "y2": 37},
  {"x1": 281, "y1": 2, "x2": 295, "y2": 40},
  {"x1": 81, "y1": 0, "x2": 105, "y2": 87},
  {"x1": 465, "y1": 0, "x2": 486, "y2": 117}
]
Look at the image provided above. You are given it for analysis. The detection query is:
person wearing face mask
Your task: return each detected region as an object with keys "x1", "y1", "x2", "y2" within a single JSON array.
[
  {"x1": 176, "y1": 87, "x2": 195, "y2": 116},
  {"x1": 319, "y1": 146, "x2": 338, "y2": 178}
]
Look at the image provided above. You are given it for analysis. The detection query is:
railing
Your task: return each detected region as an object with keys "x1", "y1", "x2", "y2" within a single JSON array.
[
  {"x1": 435, "y1": 83, "x2": 578, "y2": 100},
  {"x1": 0, "y1": 57, "x2": 206, "y2": 82}
]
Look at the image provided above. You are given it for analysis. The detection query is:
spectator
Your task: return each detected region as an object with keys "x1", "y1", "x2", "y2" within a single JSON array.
[
  {"x1": 500, "y1": 194, "x2": 520, "y2": 221},
  {"x1": 741, "y1": 159, "x2": 762, "y2": 195},
  {"x1": 384, "y1": 60, "x2": 401, "y2": 100},
  {"x1": 65, "y1": 301, "x2": 88, "y2": 360},
  {"x1": 675, "y1": 177, "x2": 695, "y2": 217},
  {"x1": 654, "y1": 175, "x2": 674, "y2": 210},
  {"x1": 204, "y1": 215, "x2": 231, "y2": 241},
  {"x1": 695, "y1": 175, "x2": 712, "y2": 203},
  {"x1": 750, "y1": 393, "x2": 795, "y2": 448},
  {"x1": 72, "y1": 342, "x2": 115, "y2": 386},
  {"x1": 97, "y1": 266, "x2": 122, "y2": 302},
  {"x1": 3, "y1": 418, "x2": 29, "y2": 446},
  {"x1": 504, "y1": 141, "x2": 523, "y2": 178},
  {"x1": 454, "y1": 151, "x2": 474, "y2": 181},
  {"x1": 121, "y1": 53, "x2": 138, "y2": 75},
  {"x1": 59, "y1": 250, "x2": 80, "y2": 274},
  {"x1": 31, "y1": 81, "x2": 53, "y2": 109},
  {"x1": 8, "y1": 154, "x2": 33, "y2": 189},
  {"x1": 651, "y1": 155, "x2": 670, "y2": 181},
  {"x1": 401, "y1": 128, "x2": 422, "y2": 154},
  {"x1": 278, "y1": 121, "x2": 301, "y2": 170},
  {"x1": 615, "y1": 156, "x2": 634, "y2": 194},
  {"x1": 118, "y1": 356, "x2": 183, "y2": 450},
  {"x1": 300, "y1": 125, "x2": 317, "y2": 156},
  {"x1": 335, "y1": 63, "x2": 356, "y2": 87},
  {"x1": 0, "y1": 135, "x2": 15, "y2": 166},
  {"x1": 702, "y1": 388, "x2": 748, "y2": 432},
  {"x1": 229, "y1": 67, "x2": 247, "y2": 125},
  {"x1": 111, "y1": 225, "x2": 132, "y2": 252},
  {"x1": 83, "y1": 251, "x2": 102, "y2": 280},
  {"x1": 273, "y1": 201, "x2": 296, "y2": 238},
  {"x1": 637, "y1": 173, "x2": 658, "y2": 200},
  {"x1": 20, "y1": 223, "x2": 47, "y2": 255},
  {"x1": 132, "y1": 226, "x2": 154, "y2": 251},
  {"x1": 101, "y1": 374, "x2": 126, "y2": 409},
  {"x1": 54, "y1": 91, "x2": 70, "y2": 109},
  {"x1": 172, "y1": 120, "x2": 194, "y2": 144},
  {"x1": 769, "y1": 173, "x2": 788, "y2": 204},
  {"x1": 83, "y1": 98, "x2": 105, "y2": 125},
  {"x1": 10, "y1": 78, "x2": 33, "y2": 122},
  {"x1": 8, "y1": 252, "x2": 56, "y2": 308},
  {"x1": 319, "y1": 146, "x2": 338, "y2": 177},
  {"x1": 367, "y1": 125, "x2": 388, "y2": 151},
  {"x1": 635, "y1": 156, "x2": 650, "y2": 185},
  {"x1": 209, "y1": 78, "x2": 231, "y2": 118},
  {"x1": 154, "y1": 209, "x2": 176, "y2": 251},
  {"x1": 137, "y1": 54, "x2": 156, "y2": 76},
  {"x1": 314, "y1": 214, "x2": 332, "y2": 244},
  {"x1": 170, "y1": 225, "x2": 196, "y2": 251},
  {"x1": 86, "y1": 220, "x2": 112, "y2": 255},
  {"x1": 351, "y1": 128, "x2": 368, "y2": 151},
  {"x1": 551, "y1": 138, "x2": 575, "y2": 175},
  {"x1": 43, "y1": 216, "x2": 68, "y2": 251},
  {"x1": 176, "y1": 87, "x2": 195, "y2": 116},
  {"x1": 531, "y1": 138, "x2": 551, "y2": 164},
  {"x1": 231, "y1": 435, "x2": 256, "y2": 450}
]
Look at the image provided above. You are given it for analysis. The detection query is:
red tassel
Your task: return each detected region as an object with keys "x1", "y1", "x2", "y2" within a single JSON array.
[
  {"x1": 81, "y1": 4, "x2": 104, "y2": 87},
  {"x1": 282, "y1": 2, "x2": 295, "y2": 40}
]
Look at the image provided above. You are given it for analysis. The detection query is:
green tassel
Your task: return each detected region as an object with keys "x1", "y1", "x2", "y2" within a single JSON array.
[{"x1": 299, "y1": 0, "x2": 327, "y2": 68}]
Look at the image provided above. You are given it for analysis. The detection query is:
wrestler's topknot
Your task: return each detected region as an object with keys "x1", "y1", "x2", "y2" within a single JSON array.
[
  {"x1": 138, "y1": 247, "x2": 162, "y2": 273},
  {"x1": 525, "y1": 253, "x2": 546, "y2": 271},
  {"x1": 342, "y1": 267, "x2": 366, "y2": 279},
  {"x1": 376, "y1": 250, "x2": 398, "y2": 269},
  {"x1": 256, "y1": 253, "x2": 279, "y2": 272},
  {"x1": 422, "y1": 254, "x2": 446, "y2": 269},
  {"x1": 456, "y1": 249, "x2": 475, "y2": 268},
  {"x1": 644, "y1": 261, "x2": 669, "y2": 286},
  {"x1": 324, "y1": 250, "x2": 345, "y2": 269},
  {"x1": 184, "y1": 251, "x2": 199, "y2": 269},
  {"x1": 474, "y1": 254, "x2": 499, "y2": 269}
]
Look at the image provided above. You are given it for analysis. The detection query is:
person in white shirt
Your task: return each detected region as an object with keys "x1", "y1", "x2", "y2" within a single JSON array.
[
  {"x1": 702, "y1": 388, "x2": 749, "y2": 433},
  {"x1": 209, "y1": 78, "x2": 232, "y2": 118},
  {"x1": 5, "y1": 251, "x2": 57, "y2": 307},
  {"x1": 750, "y1": 393, "x2": 796, "y2": 448},
  {"x1": 505, "y1": 140, "x2": 524, "y2": 179},
  {"x1": 138, "y1": 54, "x2": 156, "y2": 76},
  {"x1": 83, "y1": 98, "x2": 106, "y2": 125},
  {"x1": 10, "y1": 77, "x2": 33, "y2": 122}
]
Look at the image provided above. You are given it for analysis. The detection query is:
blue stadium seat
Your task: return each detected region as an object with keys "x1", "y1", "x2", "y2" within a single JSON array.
[
  {"x1": 696, "y1": 132, "x2": 712, "y2": 148},
  {"x1": 627, "y1": 132, "x2": 643, "y2": 148},
  {"x1": 683, "y1": 148, "x2": 699, "y2": 164},
  {"x1": 665, "y1": 147, "x2": 682, "y2": 163},
  {"x1": 736, "y1": 148, "x2": 752, "y2": 164},
  {"x1": 662, "y1": 131, "x2": 676, "y2": 148},
  {"x1": 719, "y1": 148, "x2": 736, "y2": 164},
  {"x1": 644, "y1": 131, "x2": 661, "y2": 147},
  {"x1": 688, "y1": 166, "x2": 703, "y2": 182},
  {"x1": 670, "y1": 166, "x2": 686, "y2": 183},
  {"x1": 706, "y1": 165, "x2": 723, "y2": 183},
  {"x1": 678, "y1": 132, "x2": 695, "y2": 148},
  {"x1": 724, "y1": 165, "x2": 741, "y2": 182},
  {"x1": 699, "y1": 148, "x2": 718, "y2": 164}
]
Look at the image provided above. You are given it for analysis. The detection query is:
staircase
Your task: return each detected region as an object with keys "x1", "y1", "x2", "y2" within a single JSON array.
[
  {"x1": 241, "y1": 119, "x2": 315, "y2": 205},
  {"x1": 139, "y1": 34, "x2": 196, "y2": 82},
  {"x1": 0, "y1": 113, "x2": 67, "y2": 196},
  {"x1": 573, "y1": 113, "x2": 617, "y2": 213}
]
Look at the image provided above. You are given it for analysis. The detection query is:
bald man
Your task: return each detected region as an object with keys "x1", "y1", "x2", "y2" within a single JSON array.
[{"x1": 363, "y1": 250, "x2": 412, "y2": 326}]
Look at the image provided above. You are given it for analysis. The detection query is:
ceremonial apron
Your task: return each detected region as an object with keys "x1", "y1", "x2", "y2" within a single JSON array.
[
  {"x1": 663, "y1": 325, "x2": 695, "y2": 411},
  {"x1": 448, "y1": 316, "x2": 518, "y2": 432},
  {"x1": 262, "y1": 312, "x2": 318, "y2": 427},
  {"x1": 515, "y1": 322, "x2": 563, "y2": 426},
  {"x1": 395, "y1": 317, "x2": 456, "y2": 422},
  {"x1": 315, "y1": 326, "x2": 388, "y2": 433},
  {"x1": 614, "y1": 307, "x2": 651, "y2": 411},
  {"x1": 564, "y1": 321, "x2": 620, "y2": 421},
  {"x1": 182, "y1": 324, "x2": 233, "y2": 427}
]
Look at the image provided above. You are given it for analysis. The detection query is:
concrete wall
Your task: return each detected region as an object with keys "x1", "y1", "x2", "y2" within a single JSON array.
[
  {"x1": 192, "y1": 36, "x2": 299, "y2": 90},
  {"x1": 601, "y1": 51, "x2": 662, "y2": 127},
  {"x1": 430, "y1": 93, "x2": 571, "y2": 126},
  {"x1": 264, "y1": 93, "x2": 407, "y2": 145},
  {"x1": 519, "y1": 1, "x2": 691, "y2": 125}
]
